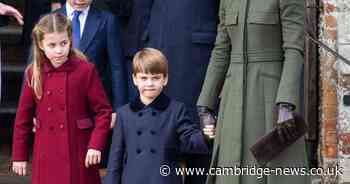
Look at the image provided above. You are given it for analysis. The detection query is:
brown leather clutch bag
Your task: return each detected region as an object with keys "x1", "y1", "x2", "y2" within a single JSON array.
[{"x1": 249, "y1": 113, "x2": 308, "y2": 166}]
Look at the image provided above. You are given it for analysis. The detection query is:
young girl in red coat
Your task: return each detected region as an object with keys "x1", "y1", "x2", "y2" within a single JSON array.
[{"x1": 12, "y1": 13, "x2": 112, "y2": 184}]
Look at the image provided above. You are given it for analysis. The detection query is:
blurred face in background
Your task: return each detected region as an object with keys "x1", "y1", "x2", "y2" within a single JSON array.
[{"x1": 67, "y1": 0, "x2": 93, "y2": 11}]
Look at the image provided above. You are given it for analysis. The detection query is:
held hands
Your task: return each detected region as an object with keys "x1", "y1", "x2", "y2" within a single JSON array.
[
  {"x1": 12, "y1": 161, "x2": 27, "y2": 176},
  {"x1": 275, "y1": 103, "x2": 297, "y2": 142},
  {"x1": 197, "y1": 106, "x2": 216, "y2": 139},
  {"x1": 85, "y1": 149, "x2": 101, "y2": 168},
  {"x1": 203, "y1": 125, "x2": 215, "y2": 139}
]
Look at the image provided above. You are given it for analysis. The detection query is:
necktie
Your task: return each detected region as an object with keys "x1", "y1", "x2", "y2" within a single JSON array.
[{"x1": 72, "y1": 11, "x2": 82, "y2": 48}]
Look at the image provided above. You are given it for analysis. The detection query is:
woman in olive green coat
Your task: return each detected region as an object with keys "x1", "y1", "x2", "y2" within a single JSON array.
[{"x1": 197, "y1": 0, "x2": 308, "y2": 183}]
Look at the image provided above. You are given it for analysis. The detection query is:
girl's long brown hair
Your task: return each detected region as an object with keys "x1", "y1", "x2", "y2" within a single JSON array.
[{"x1": 29, "y1": 13, "x2": 87, "y2": 99}]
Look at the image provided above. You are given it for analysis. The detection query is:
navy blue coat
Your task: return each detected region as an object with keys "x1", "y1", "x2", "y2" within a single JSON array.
[
  {"x1": 57, "y1": 6, "x2": 127, "y2": 109},
  {"x1": 105, "y1": 93, "x2": 209, "y2": 184},
  {"x1": 145, "y1": 0, "x2": 219, "y2": 109}
]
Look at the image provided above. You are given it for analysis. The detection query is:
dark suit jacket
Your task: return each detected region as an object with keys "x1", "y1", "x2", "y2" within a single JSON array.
[
  {"x1": 57, "y1": 5, "x2": 127, "y2": 109},
  {"x1": 105, "y1": 0, "x2": 153, "y2": 57},
  {"x1": 105, "y1": 93, "x2": 209, "y2": 184}
]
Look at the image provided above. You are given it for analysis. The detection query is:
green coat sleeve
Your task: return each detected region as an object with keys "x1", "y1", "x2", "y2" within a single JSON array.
[
  {"x1": 197, "y1": 1, "x2": 231, "y2": 110},
  {"x1": 275, "y1": 0, "x2": 305, "y2": 108}
]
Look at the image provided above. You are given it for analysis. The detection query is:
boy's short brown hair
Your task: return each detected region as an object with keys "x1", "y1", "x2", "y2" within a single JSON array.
[{"x1": 132, "y1": 48, "x2": 168, "y2": 76}]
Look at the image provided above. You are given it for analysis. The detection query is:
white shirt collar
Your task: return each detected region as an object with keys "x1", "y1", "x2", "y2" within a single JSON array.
[
  {"x1": 65, "y1": 2, "x2": 90, "y2": 37},
  {"x1": 65, "y1": 2, "x2": 90, "y2": 20}
]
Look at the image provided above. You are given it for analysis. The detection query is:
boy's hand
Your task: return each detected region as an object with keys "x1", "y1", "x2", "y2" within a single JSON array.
[
  {"x1": 203, "y1": 125, "x2": 215, "y2": 139},
  {"x1": 110, "y1": 113, "x2": 117, "y2": 129},
  {"x1": 197, "y1": 106, "x2": 216, "y2": 129},
  {"x1": 12, "y1": 161, "x2": 27, "y2": 176},
  {"x1": 85, "y1": 149, "x2": 101, "y2": 168}
]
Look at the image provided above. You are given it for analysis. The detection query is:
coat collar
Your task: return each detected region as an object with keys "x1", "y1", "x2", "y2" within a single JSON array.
[
  {"x1": 130, "y1": 92, "x2": 170, "y2": 112},
  {"x1": 43, "y1": 58, "x2": 76, "y2": 73}
]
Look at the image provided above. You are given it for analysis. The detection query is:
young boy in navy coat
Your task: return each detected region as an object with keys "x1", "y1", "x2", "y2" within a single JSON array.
[{"x1": 105, "y1": 48, "x2": 215, "y2": 184}]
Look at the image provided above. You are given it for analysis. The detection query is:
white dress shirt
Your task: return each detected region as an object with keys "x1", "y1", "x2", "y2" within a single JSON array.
[{"x1": 65, "y1": 3, "x2": 90, "y2": 38}]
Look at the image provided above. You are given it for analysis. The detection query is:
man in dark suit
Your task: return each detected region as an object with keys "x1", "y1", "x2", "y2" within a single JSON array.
[
  {"x1": 56, "y1": 0, "x2": 128, "y2": 167},
  {"x1": 57, "y1": 0, "x2": 127, "y2": 113}
]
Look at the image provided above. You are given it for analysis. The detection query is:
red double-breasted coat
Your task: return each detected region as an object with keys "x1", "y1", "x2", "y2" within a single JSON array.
[{"x1": 12, "y1": 58, "x2": 112, "y2": 184}]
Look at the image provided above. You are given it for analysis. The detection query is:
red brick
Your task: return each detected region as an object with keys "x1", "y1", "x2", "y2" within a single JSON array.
[
  {"x1": 324, "y1": 15, "x2": 337, "y2": 28},
  {"x1": 325, "y1": 145, "x2": 338, "y2": 158}
]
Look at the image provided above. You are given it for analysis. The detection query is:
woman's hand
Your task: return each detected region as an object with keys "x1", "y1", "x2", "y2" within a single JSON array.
[
  {"x1": 85, "y1": 149, "x2": 101, "y2": 168},
  {"x1": 12, "y1": 161, "x2": 28, "y2": 176},
  {"x1": 110, "y1": 112, "x2": 117, "y2": 129}
]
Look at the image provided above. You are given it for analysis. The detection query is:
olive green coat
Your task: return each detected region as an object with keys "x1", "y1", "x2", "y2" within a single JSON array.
[{"x1": 197, "y1": 0, "x2": 308, "y2": 183}]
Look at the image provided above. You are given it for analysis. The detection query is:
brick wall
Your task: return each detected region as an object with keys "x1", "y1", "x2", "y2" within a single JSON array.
[
  {"x1": 319, "y1": 0, "x2": 350, "y2": 183},
  {"x1": 319, "y1": 0, "x2": 338, "y2": 183}
]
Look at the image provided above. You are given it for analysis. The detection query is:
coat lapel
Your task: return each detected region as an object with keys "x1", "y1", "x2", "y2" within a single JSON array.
[{"x1": 79, "y1": 8, "x2": 101, "y2": 53}]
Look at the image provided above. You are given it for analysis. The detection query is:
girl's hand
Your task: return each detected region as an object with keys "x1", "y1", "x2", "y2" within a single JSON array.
[
  {"x1": 110, "y1": 112, "x2": 117, "y2": 129},
  {"x1": 85, "y1": 149, "x2": 101, "y2": 168},
  {"x1": 12, "y1": 161, "x2": 28, "y2": 176},
  {"x1": 203, "y1": 125, "x2": 215, "y2": 139}
]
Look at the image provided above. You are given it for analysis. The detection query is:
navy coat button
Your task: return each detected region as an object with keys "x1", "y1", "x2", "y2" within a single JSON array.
[
  {"x1": 137, "y1": 131, "x2": 142, "y2": 135},
  {"x1": 150, "y1": 130, "x2": 156, "y2": 135},
  {"x1": 150, "y1": 148, "x2": 156, "y2": 154},
  {"x1": 136, "y1": 149, "x2": 142, "y2": 154},
  {"x1": 138, "y1": 112, "x2": 143, "y2": 117}
]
